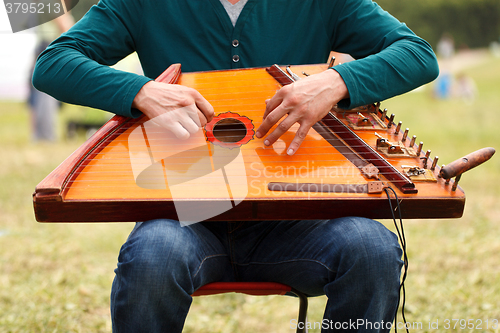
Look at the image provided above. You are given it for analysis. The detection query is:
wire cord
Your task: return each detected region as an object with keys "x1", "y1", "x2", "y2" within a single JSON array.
[{"x1": 384, "y1": 186, "x2": 409, "y2": 333}]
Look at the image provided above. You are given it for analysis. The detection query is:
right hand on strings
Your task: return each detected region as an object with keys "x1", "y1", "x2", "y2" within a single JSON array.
[
  {"x1": 256, "y1": 69, "x2": 349, "y2": 155},
  {"x1": 132, "y1": 81, "x2": 215, "y2": 139}
]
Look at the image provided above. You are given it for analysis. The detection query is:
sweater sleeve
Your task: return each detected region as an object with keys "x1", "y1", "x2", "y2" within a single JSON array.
[
  {"x1": 321, "y1": 0, "x2": 439, "y2": 109},
  {"x1": 32, "y1": 0, "x2": 150, "y2": 118}
]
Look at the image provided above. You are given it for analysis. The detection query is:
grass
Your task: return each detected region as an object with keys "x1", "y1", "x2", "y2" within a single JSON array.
[
  {"x1": 0, "y1": 102, "x2": 131, "y2": 332},
  {"x1": 0, "y1": 51, "x2": 499, "y2": 332}
]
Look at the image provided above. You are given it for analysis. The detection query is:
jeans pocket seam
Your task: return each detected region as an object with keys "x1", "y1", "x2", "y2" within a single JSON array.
[{"x1": 192, "y1": 254, "x2": 228, "y2": 279}]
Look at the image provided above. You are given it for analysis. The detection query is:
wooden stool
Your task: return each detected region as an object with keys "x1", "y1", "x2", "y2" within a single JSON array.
[{"x1": 192, "y1": 282, "x2": 308, "y2": 333}]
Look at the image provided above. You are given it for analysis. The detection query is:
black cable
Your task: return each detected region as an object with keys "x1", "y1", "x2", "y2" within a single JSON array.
[{"x1": 384, "y1": 186, "x2": 409, "y2": 333}]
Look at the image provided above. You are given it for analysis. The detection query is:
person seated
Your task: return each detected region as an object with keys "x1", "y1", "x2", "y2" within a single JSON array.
[{"x1": 33, "y1": 0, "x2": 439, "y2": 331}]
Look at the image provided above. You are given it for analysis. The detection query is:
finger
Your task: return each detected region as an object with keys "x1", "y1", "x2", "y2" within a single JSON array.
[
  {"x1": 255, "y1": 104, "x2": 289, "y2": 139},
  {"x1": 169, "y1": 121, "x2": 191, "y2": 140},
  {"x1": 178, "y1": 116, "x2": 200, "y2": 134},
  {"x1": 285, "y1": 123, "x2": 311, "y2": 156},
  {"x1": 180, "y1": 105, "x2": 202, "y2": 127},
  {"x1": 193, "y1": 91, "x2": 215, "y2": 122},
  {"x1": 153, "y1": 109, "x2": 192, "y2": 139},
  {"x1": 261, "y1": 113, "x2": 298, "y2": 147},
  {"x1": 263, "y1": 89, "x2": 284, "y2": 120},
  {"x1": 171, "y1": 106, "x2": 200, "y2": 134},
  {"x1": 197, "y1": 110, "x2": 208, "y2": 127}
]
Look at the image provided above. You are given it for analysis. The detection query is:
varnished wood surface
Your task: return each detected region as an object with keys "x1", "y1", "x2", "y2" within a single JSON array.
[
  {"x1": 440, "y1": 147, "x2": 495, "y2": 179},
  {"x1": 33, "y1": 64, "x2": 465, "y2": 222}
]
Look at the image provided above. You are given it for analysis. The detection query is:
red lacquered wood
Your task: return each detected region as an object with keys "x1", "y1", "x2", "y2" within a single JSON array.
[
  {"x1": 155, "y1": 63, "x2": 182, "y2": 85},
  {"x1": 192, "y1": 282, "x2": 291, "y2": 296}
]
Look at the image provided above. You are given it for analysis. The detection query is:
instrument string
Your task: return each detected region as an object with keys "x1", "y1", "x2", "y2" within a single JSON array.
[
  {"x1": 69, "y1": 128, "x2": 413, "y2": 182},
  {"x1": 66, "y1": 68, "x2": 413, "y2": 186},
  {"x1": 66, "y1": 170, "x2": 410, "y2": 183},
  {"x1": 75, "y1": 132, "x2": 405, "y2": 156},
  {"x1": 67, "y1": 155, "x2": 410, "y2": 171},
  {"x1": 85, "y1": 134, "x2": 396, "y2": 147}
]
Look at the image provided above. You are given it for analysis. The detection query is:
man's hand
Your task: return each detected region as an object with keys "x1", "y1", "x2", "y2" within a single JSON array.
[
  {"x1": 255, "y1": 69, "x2": 349, "y2": 155},
  {"x1": 132, "y1": 81, "x2": 215, "y2": 139}
]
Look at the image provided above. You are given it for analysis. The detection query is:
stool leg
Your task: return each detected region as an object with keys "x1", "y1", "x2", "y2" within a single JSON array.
[{"x1": 291, "y1": 289, "x2": 308, "y2": 333}]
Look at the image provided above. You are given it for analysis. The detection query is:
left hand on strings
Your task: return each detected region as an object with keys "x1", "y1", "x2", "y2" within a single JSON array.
[{"x1": 255, "y1": 69, "x2": 349, "y2": 155}]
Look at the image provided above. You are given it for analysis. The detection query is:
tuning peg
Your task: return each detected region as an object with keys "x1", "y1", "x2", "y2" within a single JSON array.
[
  {"x1": 423, "y1": 150, "x2": 431, "y2": 168},
  {"x1": 329, "y1": 56, "x2": 336, "y2": 67},
  {"x1": 417, "y1": 142, "x2": 423, "y2": 155},
  {"x1": 402, "y1": 128, "x2": 409, "y2": 142},
  {"x1": 395, "y1": 121, "x2": 402, "y2": 134},
  {"x1": 431, "y1": 156, "x2": 439, "y2": 170},
  {"x1": 388, "y1": 114, "x2": 395, "y2": 128},
  {"x1": 410, "y1": 135, "x2": 417, "y2": 147},
  {"x1": 382, "y1": 108, "x2": 387, "y2": 122}
]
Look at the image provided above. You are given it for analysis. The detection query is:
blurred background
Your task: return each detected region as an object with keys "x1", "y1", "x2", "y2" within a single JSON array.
[{"x1": 0, "y1": 0, "x2": 499, "y2": 332}]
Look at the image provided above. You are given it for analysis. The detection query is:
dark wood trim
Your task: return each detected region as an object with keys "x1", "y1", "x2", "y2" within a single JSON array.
[{"x1": 34, "y1": 196, "x2": 465, "y2": 222}]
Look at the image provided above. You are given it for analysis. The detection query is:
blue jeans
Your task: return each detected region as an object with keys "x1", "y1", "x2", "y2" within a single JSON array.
[{"x1": 111, "y1": 218, "x2": 403, "y2": 332}]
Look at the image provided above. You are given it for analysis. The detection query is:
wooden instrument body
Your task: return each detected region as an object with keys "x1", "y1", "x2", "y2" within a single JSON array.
[{"x1": 33, "y1": 64, "x2": 465, "y2": 222}]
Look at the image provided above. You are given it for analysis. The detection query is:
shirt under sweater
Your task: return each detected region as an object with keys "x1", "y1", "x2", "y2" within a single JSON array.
[{"x1": 220, "y1": 0, "x2": 248, "y2": 26}]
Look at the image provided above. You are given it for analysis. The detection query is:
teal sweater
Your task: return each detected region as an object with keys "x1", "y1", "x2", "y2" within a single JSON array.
[{"x1": 33, "y1": 0, "x2": 439, "y2": 118}]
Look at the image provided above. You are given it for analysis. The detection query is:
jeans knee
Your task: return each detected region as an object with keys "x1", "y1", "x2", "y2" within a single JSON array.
[
  {"x1": 116, "y1": 220, "x2": 229, "y2": 295},
  {"x1": 117, "y1": 220, "x2": 199, "y2": 287},
  {"x1": 333, "y1": 217, "x2": 403, "y2": 280}
]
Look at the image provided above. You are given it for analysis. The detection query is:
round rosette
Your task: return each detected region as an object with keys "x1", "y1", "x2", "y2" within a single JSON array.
[{"x1": 205, "y1": 112, "x2": 255, "y2": 148}]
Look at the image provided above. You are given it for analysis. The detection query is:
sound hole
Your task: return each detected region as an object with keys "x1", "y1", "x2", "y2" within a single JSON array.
[{"x1": 212, "y1": 118, "x2": 247, "y2": 143}]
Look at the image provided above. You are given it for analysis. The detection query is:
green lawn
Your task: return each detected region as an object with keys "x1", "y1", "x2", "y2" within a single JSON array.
[{"x1": 0, "y1": 52, "x2": 499, "y2": 332}]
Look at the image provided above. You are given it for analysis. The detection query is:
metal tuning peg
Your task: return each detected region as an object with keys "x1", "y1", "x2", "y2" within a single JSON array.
[
  {"x1": 439, "y1": 147, "x2": 496, "y2": 191},
  {"x1": 423, "y1": 150, "x2": 431, "y2": 168},
  {"x1": 388, "y1": 114, "x2": 395, "y2": 128},
  {"x1": 410, "y1": 135, "x2": 417, "y2": 147},
  {"x1": 402, "y1": 128, "x2": 409, "y2": 142},
  {"x1": 395, "y1": 121, "x2": 402, "y2": 135},
  {"x1": 381, "y1": 109, "x2": 388, "y2": 123},
  {"x1": 286, "y1": 66, "x2": 301, "y2": 81},
  {"x1": 431, "y1": 156, "x2": 439, "y2": 170},
  {"x1": 328, "y1": 56, "x2": 336, "y2": 68},
  {"x1": 416, "y1": 142, "x2": 423, "y2": 156}
]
